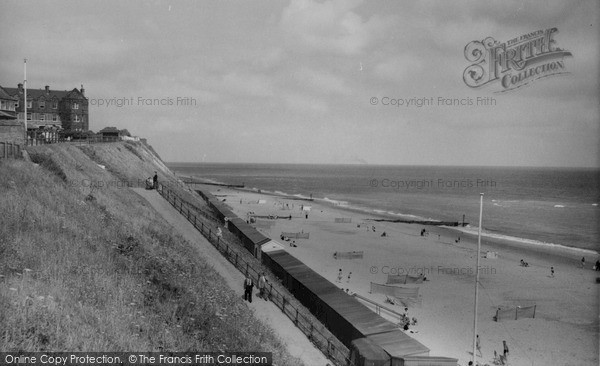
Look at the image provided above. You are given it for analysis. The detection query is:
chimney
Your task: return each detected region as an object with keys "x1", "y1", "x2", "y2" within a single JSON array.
[
  {"x1": 80, "y1": 84, "x2": 85, "y2": 96},
  {"x1": 45, "y1": 85, "x2": 50, "y2": 94}
]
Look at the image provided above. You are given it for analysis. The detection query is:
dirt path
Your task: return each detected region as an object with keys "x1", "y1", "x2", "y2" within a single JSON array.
[{"x1": 132, "y1": 188, "x2": 329, "y2": 366}]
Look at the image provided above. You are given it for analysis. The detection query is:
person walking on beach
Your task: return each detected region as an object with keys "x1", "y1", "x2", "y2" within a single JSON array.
[
  {"x1": 243, "y1": 276, "x2": 254, "y2": 303},
  {"x1": 346, "y1": 272, "x2": 352, "y2": 283},
  {"x1": 257, "y1": 272, "x2": 267, "y2": 300},
  {"x1": 550, "y1": 266, "x2": 555, "y2": 277},
  {"x1": 503, "y1": 340, "x2": 509, "y2": 358},
  {"x1": 337, "y1": 269, "x2": 343, "y2": 283},
  {"x1": 476, "y1": 334, "x2": 482, "y2": 357},
  {"x1": 580, "y1": 257, "x2": 585, "y2": 268},
  {"x1": 153, "y1": 171, "x2": 158, "y2": 189}
]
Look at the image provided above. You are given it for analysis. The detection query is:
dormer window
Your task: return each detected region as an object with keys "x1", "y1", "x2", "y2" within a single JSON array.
[
  {"x1": 52, "y1": 100, "x2": 58, "y2": 109},
  {"x1": 27, "y1": 100, "x2": 32, "y2": 109},
  {"x1": 39, "y1": 100, "x2": 45, "y2": 109}
]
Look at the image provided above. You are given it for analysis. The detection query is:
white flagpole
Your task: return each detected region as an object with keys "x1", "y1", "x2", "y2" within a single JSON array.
[
  {"x1": 24, "y1": 58, "x2": 27, "y2": 143},
  {"x1": 472, "y1": 193, "x2": 484, "y2": 364}
]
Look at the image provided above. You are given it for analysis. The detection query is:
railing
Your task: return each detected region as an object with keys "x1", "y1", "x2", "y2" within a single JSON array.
[
  {"x1": 353, "y1": 293, "x2": 404, "y2": 321},
  {"x1": 156, "y1": 183, "x2": 355, "y2": 366},
  {"x1": 26, "y1": 135, "x2": 122, "y2": 146},
  {"x1": 0, "y1": 141, "x2": 22, "y2": 159}
]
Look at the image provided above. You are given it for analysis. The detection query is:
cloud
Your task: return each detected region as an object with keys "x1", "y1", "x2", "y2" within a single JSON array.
[
  {"x1": 283, "y1": 91, "x2": 329, "y2": 113},
  {"x1": 220, "y1": 72, "x2": 275, "y2": 98},
  {"x1": 372, "y1": 55, "x2": 424, "y2": 83},
  {"x1": 280, "y1": 0, "x2": 389, "y2": 55},
  {"x1": 291, "y1": 66, "x2": 349, "y2": 95}
]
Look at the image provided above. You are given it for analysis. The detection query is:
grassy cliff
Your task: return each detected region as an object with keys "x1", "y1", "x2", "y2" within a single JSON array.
[{"x1": 0, "y1": 141, "x2": 302, "y2": 365}]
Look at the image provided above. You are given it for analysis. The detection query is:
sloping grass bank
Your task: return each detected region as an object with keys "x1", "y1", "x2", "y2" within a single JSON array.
[{"x1": 0, "y1": 142, "x2": 302, "y2": 365}]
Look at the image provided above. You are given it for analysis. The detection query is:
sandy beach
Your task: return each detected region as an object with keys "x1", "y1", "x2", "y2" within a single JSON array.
[{"x1": 199, "y1": 184, "x2": 598, "y2": 366}]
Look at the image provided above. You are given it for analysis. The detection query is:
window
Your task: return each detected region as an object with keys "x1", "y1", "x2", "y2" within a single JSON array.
[
  {"x1": 27, "y1": 113, "x2": 32, "y2": 120},
  {"x1": 27, "y1": 100, "x2": 32, "y2": 109},
  {"x1": 0, "y1": 101, "x2": 5, "y2": 110},
  {"x1": 52, "y1": 100, "x2": 58, "y2": 109},
  {"x1": 15, "y1": 100, "x2": 19, "y2": 108},
  {"x1": 40, "y1": 114, "x2": 45, "y2": 121},
  {"x1": 74, "y1": 115, "x2": 80, "y2": 122},
  {"x1": 52, "y1": 114, "x2": 58, "y2": 122},
  {"x1": 72, "y1": 103, "x2": 79, "y2": 110},
  {"x1": 39, "y1": 100, "x2": 45, "y2": 109}
]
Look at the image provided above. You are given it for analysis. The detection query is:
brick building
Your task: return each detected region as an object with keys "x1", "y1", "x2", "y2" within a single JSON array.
[
  {"x1": 3, "y1": 83, "x2": 89, "y2": 132},
  {"x1": 0, "y1": 85, "x2": 23, "y2": 144}
]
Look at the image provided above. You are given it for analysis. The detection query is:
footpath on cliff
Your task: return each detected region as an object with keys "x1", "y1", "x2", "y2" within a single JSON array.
[{"x1": 132, "y1": 188, "x2": 329, "y2": 366}]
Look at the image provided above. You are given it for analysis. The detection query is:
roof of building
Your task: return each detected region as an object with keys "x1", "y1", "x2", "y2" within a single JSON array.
[
  {"x1": 3, "y1": 86, "x2": 85, "y2": 100},
  {"x1": 228, "y1": 217, "x2": 270, "y2": 245},
  {"x1": 0, "y1": 85, "x2": 18, "y2": 100},
  {"x1": 98, "y1": 127, "x2": 120, "y2": 133}
]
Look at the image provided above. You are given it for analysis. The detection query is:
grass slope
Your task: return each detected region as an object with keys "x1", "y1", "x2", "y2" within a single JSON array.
[{"x1": 0, "y1": 142, "x2": 302, "y2": 365}]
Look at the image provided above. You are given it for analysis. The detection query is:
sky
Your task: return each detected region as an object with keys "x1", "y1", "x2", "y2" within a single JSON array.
[{"x1": 1, "y1": 0, "x2": 598, "y2": 167}]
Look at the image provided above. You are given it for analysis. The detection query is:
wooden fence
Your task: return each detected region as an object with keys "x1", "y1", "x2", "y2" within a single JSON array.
[
  {"x1": 0, "y1": 141, "x2": 22, "y2": 159},
  {"x1": 157, "y1": 184, "x2": 355, "y2": 366}
]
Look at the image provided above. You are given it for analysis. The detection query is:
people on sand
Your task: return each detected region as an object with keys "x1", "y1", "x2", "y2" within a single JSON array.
[
  {"x1": 346, "y1": 272, "x2": 352, "y2": 283},
  {"x1": 243, "y1": 276, "x2": 254, "y2": 303},
  {"x1": 455, "y1": 236, "x2": 461, "y2": 243},
  {"x1": 153, "y1": 171, "x2": 158, "y2": 189},
  {"x1": 381, "y1": 231, "x2": 387, "y2": 237},
  {"x1": 580, "y1": 257, "x2": 585, "y2": 268},
  {"x1": 337, "y1": 269, "x2": 343, "y2": 283},
  {"x1": 503, "y1": 340, "x2": 509, "y2": 357},
  {"x1": 550, "y1": 266, "x2": 555, "y2": 277},
  {"x1": 520, "y1": 259, "x2": 529, "y2": 267}
]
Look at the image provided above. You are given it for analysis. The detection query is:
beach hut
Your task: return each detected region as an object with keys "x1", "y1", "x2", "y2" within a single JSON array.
[
  {"x1": 350, "y1": 337, "x2": 392, "y2": 366},
  {"x1": 227, "y1": 217, "x2": 270, "y2": 257}
]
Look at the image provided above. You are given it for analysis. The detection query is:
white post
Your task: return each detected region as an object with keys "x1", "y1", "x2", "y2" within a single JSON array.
[
  {"x1": 472, "y1": 193, "x2": 484, "y2": 364},
  {"x1": 24, "y1": 58, "x2": 27, "y2": 144}
]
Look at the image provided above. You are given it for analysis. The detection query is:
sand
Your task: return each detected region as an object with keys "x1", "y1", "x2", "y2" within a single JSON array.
[{"x1": 201, "y1": 184, "x2": 599, "y2": 366}]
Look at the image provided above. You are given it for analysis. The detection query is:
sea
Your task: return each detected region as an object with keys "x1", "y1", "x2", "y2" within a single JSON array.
[{"x1": 167, "y1": 163, "x2": 600, "y2": 255}]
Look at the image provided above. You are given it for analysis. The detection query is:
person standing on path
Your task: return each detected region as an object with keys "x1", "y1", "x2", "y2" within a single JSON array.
[
  {"x1": 258, "y1": 272, "x2": 267, "y2": 300},
  {"x1": 243, "y1": 276, "x2": 254, "y2": 303},
  {"x1": 153, "y1": 171, "x2": 158, "y2": 190}
]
